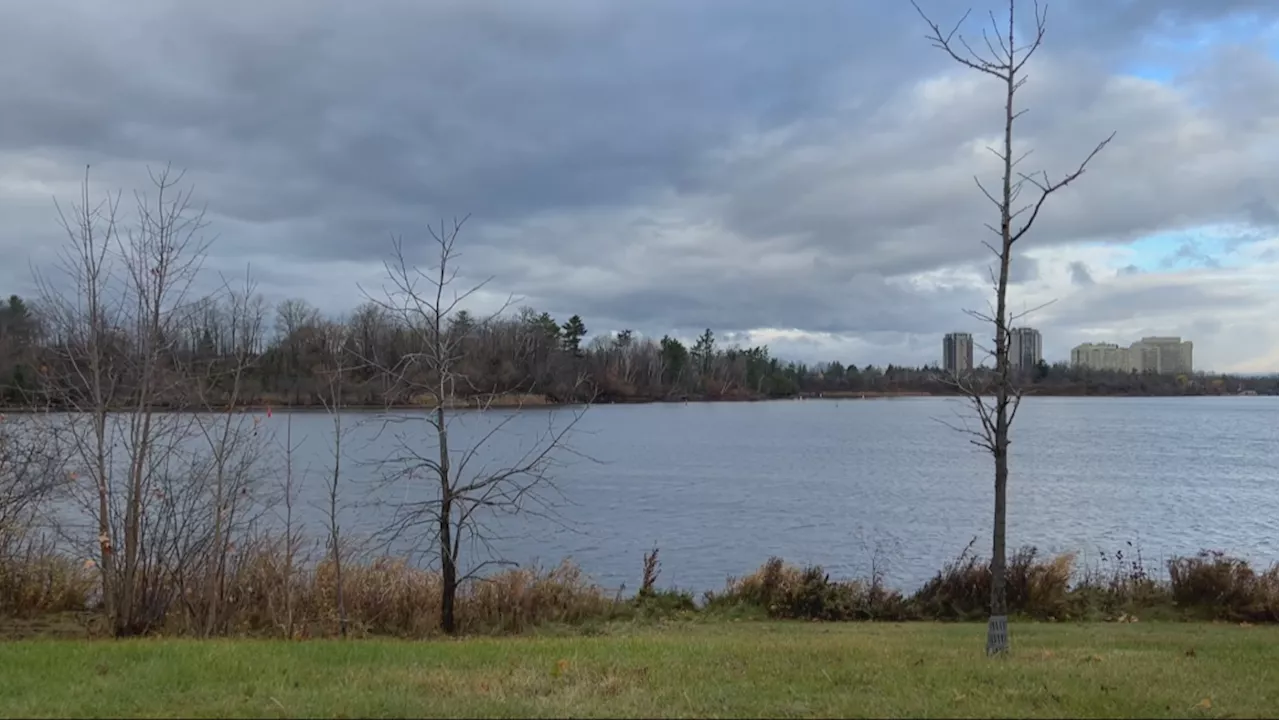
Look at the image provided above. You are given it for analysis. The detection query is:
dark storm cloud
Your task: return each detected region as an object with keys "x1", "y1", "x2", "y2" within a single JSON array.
[
  {"x1": 0, "y1": 0, "x2": 1275, "y2": 361},
  {"x1": 0, "y1": 0, "x2": 896, "y2": 232},
  {"x1": 1068, "y1": 262, "x2": 1095, "y2": 287},
  {"x1": 1238, "y1": 199, "x2": 1279, "y2": 233},
  {"x1": 1009, "y1": 256, "x2": 1040, "y2": 285},
  {"x1": 1163, "y1": 242, "x2": 1222, "y2": 269}
]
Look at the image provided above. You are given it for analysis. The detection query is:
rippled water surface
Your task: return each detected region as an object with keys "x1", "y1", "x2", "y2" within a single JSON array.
[{"x1": 263, "y1": 395, "x2": 1278, "y2": 592}]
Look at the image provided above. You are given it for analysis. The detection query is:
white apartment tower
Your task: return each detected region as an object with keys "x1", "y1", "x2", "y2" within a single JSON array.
[
  {"x1": 943, "y1": 332, "x2": 974, "y2": 374},
  {"x1": 1009, "y1": 327, "x2": 1043, "y2": 370}
]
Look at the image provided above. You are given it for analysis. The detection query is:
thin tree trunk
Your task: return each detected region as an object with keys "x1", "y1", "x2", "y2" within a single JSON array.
[
  {"x1": 436, "y1": 402, "x2": 456, "y2": 635},
  {"x1": 984, "y1": 37, "x2": 1017, "y2": 654},
  {"x1": 329, "y1": 392, "x2": 348, "y2": 638},
  {"x1": 284, "y1": 412, "x2": 296, "y2": 640},
  {"x1": 93, "y1": 411, "x2": 114, "y2": 624}
]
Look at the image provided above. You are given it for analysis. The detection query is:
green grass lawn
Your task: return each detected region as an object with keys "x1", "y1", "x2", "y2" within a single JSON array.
[{"x1": 0, "y1": 621, "x2": 1274, "y2": 718}]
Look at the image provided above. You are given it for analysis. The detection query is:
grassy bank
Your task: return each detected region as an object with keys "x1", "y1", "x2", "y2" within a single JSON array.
[{"x1": 0, "y1": 621, "x2": 1274, "y2": 718}]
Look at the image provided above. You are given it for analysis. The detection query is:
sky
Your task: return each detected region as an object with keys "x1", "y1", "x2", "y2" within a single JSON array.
[{"x1": 0, "y1": 0, "x2": 1276, "y2": 374}]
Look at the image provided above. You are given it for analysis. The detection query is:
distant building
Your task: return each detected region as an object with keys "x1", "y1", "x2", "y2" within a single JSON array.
[
  {"x1": 1071, "y1": 336, "x2": 1194, "y2": 374},
  {"x1": 942, "y1": 332, "x2": 974, "y2": 374},
  {"x1": 1128, "y1": 341, "x2": 1161, "y2": 373},
  {"x1": 1141, "y1": 333, "x2": 1187, "y2": 371},
  {"x1": 1009, "y1": 327, "x2": 1042, "y2": 370},
  {"x1": 1070, "y1": 342, "x2": 1130, "y2": 372}
]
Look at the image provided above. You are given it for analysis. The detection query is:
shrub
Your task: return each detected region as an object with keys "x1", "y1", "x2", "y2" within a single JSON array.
[
  {"x1": 910, "y1": 542, "x2": 1076, "y2": 620},
  {"x1": 1168, "y1": 551, "x2": 1279, "y2": 622},
  {"x1": 632, "y1": 588, "x2": 697, "y2": 616},
  {"x1": 711, "y1": 559, "x2": 911, "y2": 621}
]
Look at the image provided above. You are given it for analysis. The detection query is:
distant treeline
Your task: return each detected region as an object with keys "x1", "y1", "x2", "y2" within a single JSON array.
[{"x1": 0, "y1": 293, "x2": 1274, "y2": 408}]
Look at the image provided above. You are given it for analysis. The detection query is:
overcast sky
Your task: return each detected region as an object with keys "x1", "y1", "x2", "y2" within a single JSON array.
[{"x1": 1, "y1": 0, "x2": 1276, "y2": 373}]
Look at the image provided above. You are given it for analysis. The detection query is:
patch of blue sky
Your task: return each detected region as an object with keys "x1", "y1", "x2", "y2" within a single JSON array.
[
  {"x1": 1119, "y1": 226, "x2": 1267, "y2": 273},
  {"x1": 1123, "y1": 64, "x2": 1176, "y2": 82},
  {"x1": 1119, "y1": 13, "x2": 1277, "y2": 81}
]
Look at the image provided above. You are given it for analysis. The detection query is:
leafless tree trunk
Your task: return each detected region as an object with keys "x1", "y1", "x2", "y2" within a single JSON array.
[
  {"x1": 317, "y1": 319, "x2": 352, "y2": 637},
  {"x1": 39, "y1": 167, "x2": 121, "y2": 625},
  {"x1": 365, "y1": 218, "x2": 590, "y2": 635},
  {"x1": 276, "y1": 410, "x2": 303, "y2": 639},
  {"x1": 913, "y1": 0, "x2": 1112, "y2": 654}
]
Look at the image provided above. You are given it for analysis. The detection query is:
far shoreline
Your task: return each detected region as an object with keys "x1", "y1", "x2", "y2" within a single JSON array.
[{"x1": 0, "y1": 388, "x2": 1272, "y2": 414}]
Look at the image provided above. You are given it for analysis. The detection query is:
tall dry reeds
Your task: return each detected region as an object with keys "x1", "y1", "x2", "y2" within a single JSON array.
[
  {"x1": 155, "y1": 543, "x2": 616, "y2": 638},
  {"x1": 1, "y1": 541, "x2": 1276, "y2": 636},
  {"x1": 0, "y1": 534, "x2": 95, "y2": 618}
]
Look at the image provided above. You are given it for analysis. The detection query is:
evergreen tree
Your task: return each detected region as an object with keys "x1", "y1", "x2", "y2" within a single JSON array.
[{"x1": 560, "y1": 315, "x2": 587, "y2": 356}]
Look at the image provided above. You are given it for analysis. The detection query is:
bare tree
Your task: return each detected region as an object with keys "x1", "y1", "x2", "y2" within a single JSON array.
[
  {"x1": 275, "y1": 409, "x2": 304, "y2": 639},
  {"x1": 36, "y1": 167, "x2": 122, "y2": 625},
  {"x1": 364, "y1": 218, "x2": 590, "y2": 635},
  {"x1": 37, "y1": 165, "x2": 226, "y2": 636},
  {"x1": 273, "y1": 299, "x2": 322, "y2": 399},
  {"x1": 912, "y1": 0, "x2": 1112, "y2": 654},
  {"x1": 187, "y1": 270, "x2": 270, "y2": 636},
  {"x1": 316, "y1": 318, "x2": 355, "y2": 637}
]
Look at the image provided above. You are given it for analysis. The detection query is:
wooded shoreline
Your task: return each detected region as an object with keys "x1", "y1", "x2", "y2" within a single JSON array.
[{"x1": 0, "y1": 385, "x2": 1272, "y2": 414}]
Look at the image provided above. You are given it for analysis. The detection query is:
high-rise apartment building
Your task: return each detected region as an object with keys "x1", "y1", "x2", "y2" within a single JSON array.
[
  {"x1": 1009, "y1": 327, "x2": 1042, "y2": 370},
  {"x1": 942, "y1": 332, "x2": 974, "y2": 374}
]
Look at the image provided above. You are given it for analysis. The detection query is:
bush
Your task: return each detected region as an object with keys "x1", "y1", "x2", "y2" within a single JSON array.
[
  {"x1": 632, "y1": 588, "x2": 697, "y2": 617},
  {"x1": 1168, "y1": 551, "x2": 1279, "y2": 622},
  {"x1": 710, "y1": 558, "x2": 911, "y2": 622},
  {"x1": 909, "y1": 543, "x2": 1075, "y2": 620}
]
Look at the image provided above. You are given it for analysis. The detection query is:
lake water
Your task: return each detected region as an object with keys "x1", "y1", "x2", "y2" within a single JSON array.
[{"x1": 257, "y1": 395, "x2": 1278, "y2": 593}]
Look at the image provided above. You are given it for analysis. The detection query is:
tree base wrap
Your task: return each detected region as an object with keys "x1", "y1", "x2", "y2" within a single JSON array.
[{"x1": 986, "y1": 615, "x2": 1010, "y2": 655}]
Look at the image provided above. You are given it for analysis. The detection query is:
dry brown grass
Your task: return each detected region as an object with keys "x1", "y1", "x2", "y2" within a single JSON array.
[
  {"x1": 0, "y1": 537, "x2": 95, "y2": 618},
  {"x1": 179, "y1": 546, "x2": 616, "y2": 638},
  {"x1": 3, "y1": 539, "x2": 1276, "y2": 637}
]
